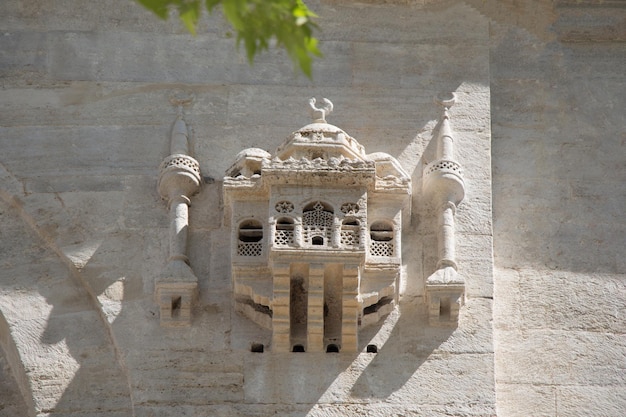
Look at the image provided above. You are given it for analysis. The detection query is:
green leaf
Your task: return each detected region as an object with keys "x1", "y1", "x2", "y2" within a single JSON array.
[
  {"x1": 137, "y1": 0, "x2": 171, "y2": 19},
  {"x1": 179, "y1": 1, "x2": 201, "y2": 35},
  {"x1": 205, "y1": 0, "x2": 221, "y2": 12},
  {"x1": 135, "y1": 0, "x2": 322, "y2": 77}
]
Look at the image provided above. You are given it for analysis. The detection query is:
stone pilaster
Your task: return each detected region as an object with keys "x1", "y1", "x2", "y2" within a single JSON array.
[
  {"x1": 271, "y1": 263, "x2": 291, "y2": 352},
  {"x1": 307, "y1": 264, "x2": 325, "y2": 352},
  {"x1": 342, "y1": 264, "x2": 360, "y2": 352}
]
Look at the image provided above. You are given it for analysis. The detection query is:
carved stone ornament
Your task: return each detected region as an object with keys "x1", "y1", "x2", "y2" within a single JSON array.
[
  {"x1": 155, "y1": 102, "x2": 202, "y2": 327},
  {"x1": 340, "y1": 202, "x2": 360, "y2": 215},
  {"x1": 308, "y1": 97, "x2": 333, "y2": 123},
  {"x1": 275, "y1": 201, "x2": 294, "y2": 213},
  {"x1": 224, "y1": 98, "x2": 411, "y2": 352},
  {"x1": 423, "y1": 94, "x2": 466, "y2": 327}
]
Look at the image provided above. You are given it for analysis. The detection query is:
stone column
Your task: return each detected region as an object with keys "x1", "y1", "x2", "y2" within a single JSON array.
[
  {"x1": 168, "y1": 194, "x2": 191, "y2": 263},
  {"x1": 294, "y1": 219, "x2": 303, "y2": 247},
  {"x1": 155, "y1": 107, "x2": 202, "y2": 327},
  {"x1": 423, "y1": 94, "x2": 466, "y2": 326},
  {"x1": 438, "y1": 201, "x2": 457, "y2": 269},
  {"x1": 332, "y1": 217, "x2": 342, "y2": 248},
  {"x1": 359, "y1": 220, "x2": 368, "y2": 251},
  {"x1": 268, "y1": 218, "x2": 276, "y2": 248}
]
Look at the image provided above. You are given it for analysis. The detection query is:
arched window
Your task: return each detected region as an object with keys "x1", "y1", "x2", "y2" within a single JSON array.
[
  {"x1": 340, "y1": 219, "x2": 360, "y2": 247},
  {"x1": 370, "y1": 221, "x2": 394, "y2": 257},
  {"x1": 302, "y1": 201, "x2": 333, "y2": 247},
  {"x1": 274, "y1": 217, "x2": 295, "y2": 247},
  {"x1": 237, "y1": 220, "x2": 263, "y2": 256}
]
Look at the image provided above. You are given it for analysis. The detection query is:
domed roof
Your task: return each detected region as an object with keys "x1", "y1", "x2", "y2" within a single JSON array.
[
  {"x1": 234, "y1": 148, "x2": 271, "y2": 161},
  {"x1": 367, "y1": 152, "x2": 396, "y2": 162},
  {"x1": 274, "y1": 98, "x2": 367, "y2": 161},
  {"x1": 366, "y1": 152, "x2": 410, "y2": 179}
]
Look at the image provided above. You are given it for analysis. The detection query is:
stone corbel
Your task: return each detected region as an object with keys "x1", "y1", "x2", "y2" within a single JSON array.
[
  {"x1": 155, "y1": 99, "x2": 202, "y2": 327},
  {"x1": 423, "y1": 94, "x2": 466, "y2": 326}
]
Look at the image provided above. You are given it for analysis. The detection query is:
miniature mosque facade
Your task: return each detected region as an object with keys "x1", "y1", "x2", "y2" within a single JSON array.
[{"x1": 223, "y1": 99, "x2": 412, "y2": 352}]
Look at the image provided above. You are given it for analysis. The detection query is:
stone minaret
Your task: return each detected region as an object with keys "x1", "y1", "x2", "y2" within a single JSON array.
[
  {"x1": 156, "y1": 103, "x2": 202, "y2": 327},
  {"x1": 423, "y1": 94, "x2": 466, "y2": 326}
]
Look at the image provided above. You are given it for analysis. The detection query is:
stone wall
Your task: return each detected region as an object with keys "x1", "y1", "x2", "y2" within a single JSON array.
[
  {"x1": 0, "y1": 0, "x2": 623, "y2": 416},
  {"x1": 490, "y1": 2, "x2": 626, "y2": 415}
]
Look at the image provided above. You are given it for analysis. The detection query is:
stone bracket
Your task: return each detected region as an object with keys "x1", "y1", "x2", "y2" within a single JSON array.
[
  {"x1": 426, "y1": 284, "x2": 464, "y2": 327},
  {"x1": 155, "y1": 281, "x2": 197, "y2": 327}
]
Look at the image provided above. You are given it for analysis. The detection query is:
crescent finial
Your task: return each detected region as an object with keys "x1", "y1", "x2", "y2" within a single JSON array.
[{"x1": 308, "y1": 97, "x2": 334, "y2": 123}]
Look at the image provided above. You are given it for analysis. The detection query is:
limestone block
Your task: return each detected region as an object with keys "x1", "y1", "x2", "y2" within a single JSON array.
[
  {"x1": 208, "y1": 227, "x2": 233, "y2": 291},
  {"x1": 496, "y1": 383, "x2": 555, "y2": 417},
  {"x1": 230, "y1": 299, "x2": 273, "y2": 351},
  {"x1": 421, "y1": 232, "x2": 439, "y2": 274},
  {"x1": 243, "y1": 350, "x2": 494, "y2": 407},
  {"x1": 556, "y1": 385, "x2": 626, "y2": 417},
  {"x1": 187, "y1": 230, "x2": 211, "y2": 287},
  {"x1": 122, "y1": 175, "x2": 169, "y2": 230},
  {"x1": 495, "y1": 329, "x2": 626, "y2": 386},
  {"x1": 126, "y1": 349, "x2": 244, "y2": 406},
  {"x1": 0, "y1": 125, "x2": 167, "y2": 178},
  {"x1": 23, "y1": 175, "x2": 125, "y2": 194},
  {"x1": 401, "y1": 235, "x2": 424, "y2": 296},
  {"x1": 6, "y1": 306, "x2": 131, "y2": 415},
  {"x1": 135, "y1": 402, "x2": 495, "y2": 417},
  {"x1": 132, "y1": 370, "x2": 243, "y2": 405},
  {"x1": 0, "y1": 32, "x2": 48, "y2": 75},
  {"x1": 460, "y1": 258, "x2": 494, "y2": 299},
  {"x1": 353, "y1": 42, "x2": 489, "y2": 90},
  {"x1": 455, "y1": 191, "x2": 493, "y2": 236},
  {"x1": 195, "y1": 125, "x2": 283, "y2": 180},
  {"x1": 46, "y1": 31, "x2": 230, "y2": 84},
  {"x1": 0, "y1": 0, "x2": 185, "y2": 33},
  {"x1": 141, "y1": 228, "x2": 169, "y2": 296},
  {"x1": 317, "y1": 2, "x2": 488, "y2": 44},
  {"x1": 0, "y1": 353, "x2": 29, "y2": 417},
  {"x1": 0, "y1": 82, "x2": 229, "y2": 133},
  {"x1": 433, "y1": 297, "x2": 494, "y2": 354},
  {"x1": 78, "y1": 231, "x2": 144, "y2": 292},
  {"x1": 492, "y1": 267, "x2": 522, "y2": 332},
  {"x1": 188, "y1": 182, "x2": 223, "y2": 231},
  {"x1": 2, "y1": 276, "x2": 89, "y2": 318},
  {"x1": 514, "y1": 270, "x2": 626, "y2": 333}
]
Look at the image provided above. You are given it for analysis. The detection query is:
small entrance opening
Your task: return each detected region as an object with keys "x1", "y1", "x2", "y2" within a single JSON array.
[
  {"x1": 238, "y1": 220, "x2": 263, "y2": 242},
  {"x1": 323, "y1": 264, "x2": 343, "y2": 352},
  {"x1": 439, "y1": 297, "x2": 451, "y2": 320},
  {"x1": 312, "y1": 236, "x2": 324, "y2": 246},
  {"x1": 290, "y1": 264, "x2": 309, "y2": 350},
  {"x1": 171, "y1": 296, "x2": 182, "y2": 318},
  {"x1": 250, "y1": 343, "x2": 264, "y2": 353},
  {"x1": 292, "y1": 344, "x2": 305, "y2": 352},
  {"x1": 326, "y1": 344, "x2": 340, "y2": 353}
]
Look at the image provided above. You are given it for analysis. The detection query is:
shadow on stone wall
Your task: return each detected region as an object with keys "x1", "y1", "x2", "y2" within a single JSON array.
[{"x1": 0, "y1": 198, "x2": 133, "y2": 416}]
